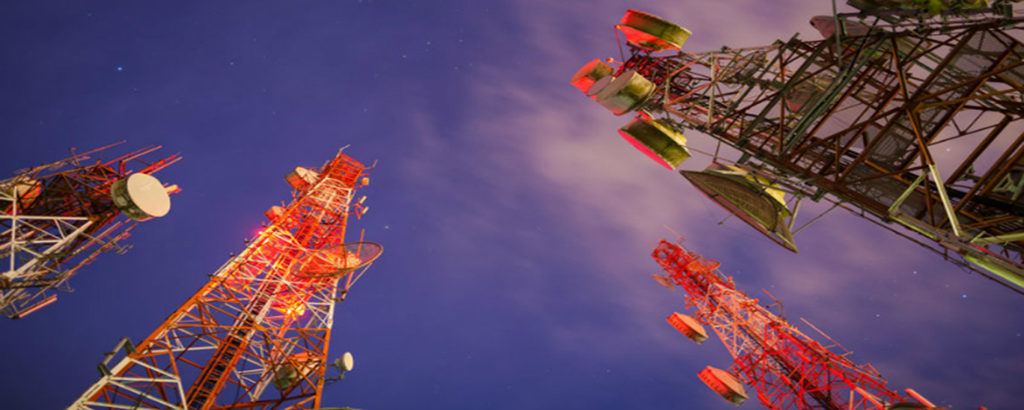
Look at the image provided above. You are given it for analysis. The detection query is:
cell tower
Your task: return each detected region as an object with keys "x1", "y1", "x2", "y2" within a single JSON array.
[
  {"x1": 571, "y1": 5, "x2": 1024, "y2": 293},
  {"x1": 71, "y1": 148, "x2": 382, "y2": 409},
  {"x1": 1, "y1": 142, "x2": 179, "y2": 319},
  {"x1": 652, "y1": 238, "x2": 942, "y2": 409}
]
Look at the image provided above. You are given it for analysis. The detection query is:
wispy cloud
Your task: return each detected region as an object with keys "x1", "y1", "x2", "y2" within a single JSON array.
[{"x1": 396, "y1": 1, "x2": 1024, "y2": 408}]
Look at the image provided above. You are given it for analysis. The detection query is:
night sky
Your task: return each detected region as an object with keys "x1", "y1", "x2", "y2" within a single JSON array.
[{"x1": 2, "y1": 1, "x2": 1023, "y2": 409}]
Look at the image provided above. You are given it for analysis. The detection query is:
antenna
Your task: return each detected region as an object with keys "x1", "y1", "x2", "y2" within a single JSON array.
[
  {"x1": 681, "y1": 163, "x2": 798, "y2": 253},
  {"x1": 652, "y1": 239, "x2": 939, "y2": 408},
  {"x1": 1, "y1": 144, "x2": 179, "y2": 319},
  {"x1": 324, "y1": 351, "x2": 355, "y2": 382},
  {"x1": 71, "y1": 149, "x2": 380, "y2": 408},
  {"x1": 572, "y1": 6, "x2": 1024, "y2": 292}
]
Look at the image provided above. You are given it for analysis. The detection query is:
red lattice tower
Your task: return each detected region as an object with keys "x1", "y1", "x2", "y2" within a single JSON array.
[
  {"x1": 0, "y1": 141, "x2": 179, "y2": 319},
  {"x1": 653, "y1": 239, "x2": 940, "y2": 409},
  {"x1": 71, "y1": 148, "x2": 381, "y2": 409}
]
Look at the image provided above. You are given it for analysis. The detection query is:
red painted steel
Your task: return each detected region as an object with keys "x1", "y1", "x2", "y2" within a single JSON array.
[
  {"x1": 654, "y1": 239, "x2": 910, "y2": 409},
  {"x1": 72, "y1": 148, "x2": 378, "y2": 409}
]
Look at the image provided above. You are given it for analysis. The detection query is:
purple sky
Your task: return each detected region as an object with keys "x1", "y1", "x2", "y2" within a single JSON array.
[{"x1": 2, "y1": 1, "x2": 1023, "y2": 409}]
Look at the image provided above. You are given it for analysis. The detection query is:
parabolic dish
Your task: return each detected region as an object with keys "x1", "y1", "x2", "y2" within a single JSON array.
[
  {"x1": 111, "y1": 173, "x2": 171, "y2": 221},
  {"x1": 571, "y1": 59, "x2": 614, "y2": 94},
  {"x1": 652, "y1": 274, "x2": 675, "y2": 290},
  {"x1": 618, "y1": 9, "x2": 691, "y2": 51},
  {"x1": 699, "y1": 366, "x2": 748, "y2": 405},
  {"x1": 681, "y1": 169, "x2": 798, "y2": 253},
  {"x1": 295, "y1": 241, "x2": 383, "y2": 279},
  {"x1": 587, "y1": 75, "x2": 615, "y2": 99},
  {"x1": 685, "y1": 258, "x2": 721, "y2": 273},
  {"x1": 668, "y1": 312, "x2": 708, "y2": 344},
  {"x1": 618, "y1": 116, "x2": 690, "y2": 170},
  {"x1": 338, "y1": 352, "x2": 354, "y2": 372},
  {"x1": 595, "y1": 70, "x2": 655, "y2": 116},
  {"x1": 1, "y1": 177, "x2": 42, "y2": 205}
]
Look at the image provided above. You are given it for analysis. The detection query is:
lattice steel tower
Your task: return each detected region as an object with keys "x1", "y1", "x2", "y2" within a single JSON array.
[
  {"x1": 572, "y1": 4, "x2": 1024, "y2": 293},
  {"x1": 71, "y1": 148, "x2": 382, "y2": 409},
  {"x1": 652, "y1": 238, "x2": 942, "y2": 409},
  {"x1": 1, "y1": 142, "x2": 179, "y2": 319}
]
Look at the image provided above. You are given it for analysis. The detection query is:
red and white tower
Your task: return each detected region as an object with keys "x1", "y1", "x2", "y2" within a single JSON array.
[
  {"x1": 71, "y1": 147, "x2": 381, "y2": 409},
  {"x1": 0, "y1": 142, "x2": 179, "y2": 319},
  {"x1": 653, "y1": 239, "x2": 941, "y2": 409}
]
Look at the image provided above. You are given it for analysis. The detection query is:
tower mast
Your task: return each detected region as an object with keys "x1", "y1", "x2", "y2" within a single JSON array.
[
  {"x1": 71, "y1": 148, "x2": 381, "y2": 409},
  {"x1": 573, "y1": 6, "x2": 1024, "y2": 292},
  {"x1": 0, "y1": 142, "x2": 179, "y2": 319},
  {"x1": 653, "y1": 238, "x2": 936, "y2": 409}
]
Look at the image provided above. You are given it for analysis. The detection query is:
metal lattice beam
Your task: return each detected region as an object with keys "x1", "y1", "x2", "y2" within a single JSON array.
[
  {"x1": 654, "y1": 239, "x2": 911, "y2": 409},
  {"x1": 584, "y1": 10, "x2": 1024, "y2": 292},
  {"x1": 0, "y1": 142, "x2": 179, "y2": 319},
  {"x1": 70, "y1": 148, "x2": 379, "y2": 409}
]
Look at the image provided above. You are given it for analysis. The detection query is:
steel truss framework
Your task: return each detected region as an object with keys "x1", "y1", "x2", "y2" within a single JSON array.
[
  {"x1": 653, "y1": 239, "x2": 912, "y2": 409},
  {"x1": 71, "y1": 149, "x2": 376, "y2": 409},
  {"x1": 623, "y1": 14, "x2": 1024, "y2": 290},
  {"x1": 0, "y1": 142, "x2": 179, "y2": 319}
]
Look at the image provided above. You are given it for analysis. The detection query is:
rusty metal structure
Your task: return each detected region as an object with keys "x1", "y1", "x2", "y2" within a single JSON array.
[
  {"x1": 653, "y1": 238, "x2": 940, "y2": 409},
  {"x1": 71, "y1": 148, "x2": 381, "y2": 409},
  {"x1": 573, "y1": 6, "x2": 1024, "y2": 293},
  {"x1": 0, "y1": 142, "x2": 179, "y2": 319}
]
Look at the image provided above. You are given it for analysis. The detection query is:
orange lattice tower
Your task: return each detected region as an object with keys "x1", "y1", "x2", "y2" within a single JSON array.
[{"x1": 71, "y1": 147, "x2": 381, "y2": 409}]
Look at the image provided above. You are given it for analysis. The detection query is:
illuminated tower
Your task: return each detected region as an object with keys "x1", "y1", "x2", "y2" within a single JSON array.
[
  {"x1": 652, "y1": 238, "x2": 941, "y2": 409},
  {"x1": 71, "y1": 148, "x2": 382, "y2": 409},
  {"x1": 572, "y1": 6, "x2": 1024, "y2": 292},
  {"x1": 0, "y1": 142, "x2": 179, "y2": 319}
]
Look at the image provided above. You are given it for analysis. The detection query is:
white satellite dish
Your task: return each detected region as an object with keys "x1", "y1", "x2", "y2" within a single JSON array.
[
  {"x1": 336, "y1": 352, "x2": 354, "y2": 372},
  {"x1": 111, "y1": 173, "x2": 171, "y2": 221}
]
